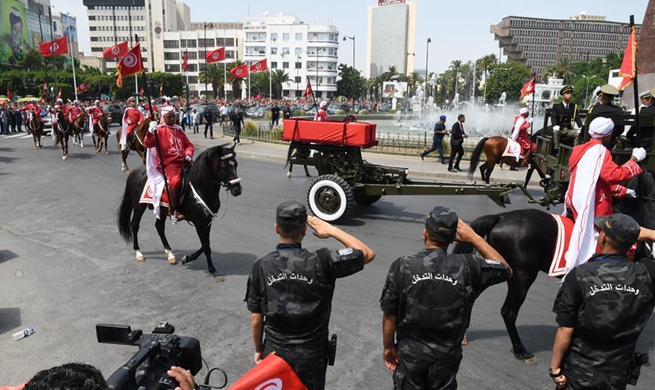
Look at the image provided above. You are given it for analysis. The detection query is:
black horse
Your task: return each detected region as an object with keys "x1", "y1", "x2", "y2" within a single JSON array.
[
  {"x1": 453, "y1": 173, "x2": 655, "y2": 362},
  {"x1": 117, "y1": 144, "x2": 242, "y2": 280},
  {"x1": 53, "y1": 110, "x2": 72, "y2": 160}
]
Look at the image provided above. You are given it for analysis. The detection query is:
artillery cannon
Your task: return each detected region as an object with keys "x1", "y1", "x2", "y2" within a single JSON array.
[{"x1": 283, "y1": 118, "x2": 528, "y2": 221}]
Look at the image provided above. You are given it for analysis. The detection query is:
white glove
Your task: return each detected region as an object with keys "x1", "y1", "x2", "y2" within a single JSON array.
[
  {"x1": 127, "y1": 119, "x2": 132, "y2": 125},
  {"x1": 527, "y1": 118, "x2": 534, "y2": 124},
  {"x1": 632, "y1": 147, "x2": 647, "y2": 162},
  {"x1": 552, "y1": 125, "x2": 560, "y2": 131},
  {"x1": 626, "y1": 189, "x2": 637, "y2": 199},
  {"x1": 148, "y1": 122, "x2": 158, "y2": 133},
  {"x1": 185, "y1": 156, "x2": 193, "y2": 163}
]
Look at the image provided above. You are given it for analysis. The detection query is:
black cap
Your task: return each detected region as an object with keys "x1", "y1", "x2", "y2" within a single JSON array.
[
  {"x1": 276, "y1": 201, "x2": 307, "y2": 227},
  {"x1": 595, "y1": 214, "x2": 640, "y2": 248},
  {"x1": 425, "y1": 206, "x2": 458, "y2": 240},
  {"x1": 560, "y1": 85, "x2": 573, "y2": 95}
]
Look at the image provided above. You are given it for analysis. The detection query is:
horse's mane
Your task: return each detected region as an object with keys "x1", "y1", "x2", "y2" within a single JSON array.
[{"x1": 188, "y1": 143, "x2": 233, "y2": 182}]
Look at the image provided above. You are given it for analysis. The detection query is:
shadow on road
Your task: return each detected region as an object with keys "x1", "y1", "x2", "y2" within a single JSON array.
[
  {"x1": 467, "y1": 324, "x2": 558, "y2": 353},
  {"x1": 346, "y1": 201, "x2": 427, "y2": 224},
  {"x1": 0, "y1": 147, "x2": 15, "y2": 152},
  {"x1": 182, "y1": 250, "x2": 257, "y2": 276},
  {"x1": 0, "y1": 249, "x2": 18, "y2": 264},
  {"x1": 0, "y1": 155, "x2": 18, "y2": 163},
  {"x1": 0, "y1": 307, "x2": 22, "y2": 336}
]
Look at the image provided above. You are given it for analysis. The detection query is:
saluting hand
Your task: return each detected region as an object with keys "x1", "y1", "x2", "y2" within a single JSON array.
[
  {"x1": 307, "y1": 215, "x2": 334, "y2": 238},
  {"x1": 454, "y1": 219, "x2": 480, "y2": 243}
]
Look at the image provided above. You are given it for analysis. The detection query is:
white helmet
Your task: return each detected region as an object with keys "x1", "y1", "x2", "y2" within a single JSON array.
[
  {"x1": 320, "y1": 101, "x2": 328, "y2": 108},
  {"x1": 94, "y1": 100, "x2": 100, "y2": 104},
  {"x1": 56, "y1": 98, "x2": 63, "y2": 103}
]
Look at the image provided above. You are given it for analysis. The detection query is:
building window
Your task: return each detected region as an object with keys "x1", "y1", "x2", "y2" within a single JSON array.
[
  {"x1": 294, "y1": 76, "x2": 301, "y2": 83},
  {"x1": 295, "y1": 47, "x2": 302, "y2": 56},
  {"x1": 283, "y1": 33, "x2": 290, "y2": 41},
  {"x1": 282, "y1": 47, "x2": 290, "y2": 55},
  {"x1": 164, "y1": 40, "x2": 179, "y2": 49},
  {"x1": 198, "y1": 38, "x2": 214, "y2": 47},
  {"x1": 282, "y1": 62, "x2": 289, "y2": 69},
  {"x1": 164, "y1": 52, "x2": 180, "y2": 60},
  {"x1": 166, "y1": 64, "x2": 180, "y2": 72},
  {"x1": 271, "y1": 61, "x2": 278, "y2": 69},
  {"x1": 225, "y1": 38, "x2": 234, "y2": 46},
  {"x1": 295, "y1": 33, "x2": 302, "y2": 41},
  {"x1": 295, "y1": 62, "x2": 302, "y2": 69},
  {"x1": 271, "y1": 33, "x2": 278, "y2": 41},
  {"x1": 271, "y1": 47, "x2": 277, "y2": 55}
]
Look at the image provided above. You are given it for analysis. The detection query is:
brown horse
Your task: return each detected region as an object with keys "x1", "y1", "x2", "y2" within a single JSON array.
[
  {"x1": 468, "y1": 136, "x2": 537, "y2": 184},
  {"x1": 117, "y1": 117, "x2": 149, "y2": 173},
  {"x1": 72, "y1": 112, "x2": 87, "y2": 148},
  {"x1": 52, "y1": 110, "x2": 72, "y2": 160},
  {"x1": 25, "y1": 111, "x2": 43, "y2": 149},
  {"x1": 92, "y1": 112, "x2": 111, "y2": 154}
]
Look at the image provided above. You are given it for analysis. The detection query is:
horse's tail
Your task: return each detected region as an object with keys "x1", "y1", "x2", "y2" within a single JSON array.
[
  {"x1": 452, "y1": 213, "x2": 503, "y2": 254},
  {"x1": 117, "y1": 178, "x2": 134, "y2": 244},
  {"x1": 467, "y1": 137, "x2": 489, "y2": 177}
]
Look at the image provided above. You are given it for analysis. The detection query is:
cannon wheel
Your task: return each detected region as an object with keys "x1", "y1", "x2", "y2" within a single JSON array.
[
  {"x1": 307, "y1": 174, "x2": 354, "y2": 222},
  {"x1": 353, "y1": 194, "x2": 382, "y2": 206}
]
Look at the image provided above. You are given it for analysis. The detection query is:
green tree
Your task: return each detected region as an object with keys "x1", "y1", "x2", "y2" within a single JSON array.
[
  {"x1": 484, "y1": 62, "x2": 532, "y2": 103},
  {"x1": 270, "y1": 69, "x2": 290, "y2": 98},
  {"x1": 198, "y1": 63, "x2": 224, "y2": 98},
  {"x1": 226, "y1": 60, "x2": 245, "y2": 99},
  {"x1": 336, "y1": 64, "x2": 365, "y2": 99}
]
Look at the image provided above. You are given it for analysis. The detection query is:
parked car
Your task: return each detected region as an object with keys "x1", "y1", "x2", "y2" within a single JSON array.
[
  {"x1": 102, "y1": 104, "x2": 124, "y2": 123},
  {"x1": 189, "y1": 103, "x2": 220, "y2": 123}
]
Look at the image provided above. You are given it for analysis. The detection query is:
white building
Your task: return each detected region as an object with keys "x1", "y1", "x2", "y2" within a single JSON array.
[
  {"x1": 243, "y1": 14, "x2": 339, "y2": 99},
  {"x1": 83, "y1": 0, "x2": 190, "y2": 72},
  {"x1": 367, "y1": 0, "x2": 416, "y2": 79},
  {"x1": 162, "y1": 27, "x2": 243, "y2": 98}
]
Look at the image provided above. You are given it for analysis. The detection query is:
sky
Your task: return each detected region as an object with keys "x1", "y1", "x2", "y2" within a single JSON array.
[{"x1": 53, "y1": 0, "x2": 648, "y2": 75}]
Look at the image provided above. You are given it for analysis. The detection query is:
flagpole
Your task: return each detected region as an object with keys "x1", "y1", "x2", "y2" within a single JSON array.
[
  {"x1": 62, "y1": 14, "x2": 78, "y2": 102},
  {"x1": 48, "y1": 6, "x2": 59, "y2": 104},
  {"x1": 269, "y1": 66, "x2": 272, "y2": 99},
  {"x1": 530, "y1": 73, "x2": 536, "y2": 136},
  {"x1": 248, "y1": 62, "x2": 251, "y2": 103},
  {"x1": 129, "y1": 5, "x2": 138, "y2": 103},
  {"x1": 628, "y1": 15, "x2": 641, "y2": 146},
  {"x1": 135, "y1": 34, "x2": 173, "y2": 218}
]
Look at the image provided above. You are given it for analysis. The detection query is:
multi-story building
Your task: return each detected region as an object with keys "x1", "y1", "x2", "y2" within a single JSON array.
[
  {"x1": 366, "y1": 0, "x2": 416, "y2": 79},
  {"x1": 83, "y1": 0, "x2": 190, "y2": 72},
  {"x1": 162, "y1": 27, "x2": 243, "y2": 98},
  {"x1": 243, "y1": 14, "x2": 339, "y2": 99},
  {"x1": 491, "y1": 14, "x2": 642, "y2": 77}
]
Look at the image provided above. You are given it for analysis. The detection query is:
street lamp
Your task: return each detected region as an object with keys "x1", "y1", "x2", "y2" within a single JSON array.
[
  {"x1": 425, "y1": 38, "x2": 431, "y2": 102},
  {"x1": 343, "y1": 35, "x2": 355, "y2": 69},
  {"x1": 203, "y1": 22, "x2": 213, "y2": 100}
]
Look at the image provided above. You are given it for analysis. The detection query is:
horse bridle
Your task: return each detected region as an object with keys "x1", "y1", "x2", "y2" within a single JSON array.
[{"x1": 204, "y1": 152, "x2": 242, "y2": 189}]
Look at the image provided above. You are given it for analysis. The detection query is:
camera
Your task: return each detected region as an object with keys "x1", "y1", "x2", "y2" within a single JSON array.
[{"x1": 96, "y1": 322, "x2": 202, "y2": 390}]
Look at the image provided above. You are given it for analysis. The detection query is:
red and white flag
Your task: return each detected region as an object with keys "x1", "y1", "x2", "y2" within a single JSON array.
[
  {"x1": 250, "y1": 58, "x2": 268, "y2": 73},
  {"x1": 116, "y1": 43, "x2": 144, "y2": 87},
  {"x1": 206, "y1": 47, "x2": 226, "y2": 63},
  {"x1": 227, "y1": 354, "x2": 307, "y2": 390},
  {"x1": 40, "y1": 37, "x2": 68, "y2": 57},
  {"x1": 230, "y1": 64, "x2": 249, "y2": 79},
  {"x1": 103, "y1": 41, "x2": 129, "y2": 58},
  {"x1": 159, "y1": 82, "x2": 164, "y2": 96},
  {"x1": 56, "y1": 89, "x2": 62, "y2": 100},
  {"x1": 618, "y1": 25, "x2": 637, "y2": 90},
  {"x1": 7, "y1": 88, "x2": 13, "y2": 100},
  {"x1": 76, "y1": 82, "x2": 88, "y2": 93},
  {"x1": 519, "y1": 77, "x2": 535, "y2": 99},
  {"x1": 303, "y1": 79, "x2": 313, "y2": 98},
  {"x1": 182, "y1": 50, "x2": 189, "y2": 72}
]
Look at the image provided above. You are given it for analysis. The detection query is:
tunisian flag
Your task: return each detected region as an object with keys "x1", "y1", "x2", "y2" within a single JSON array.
[
  {"x1": 618, "y1": 25, "x2": 637, "y2": 91},
  {"x1": 182, "y1": 50, "x2": 189, "y2": 72},
  {"x1": 250, "y1": 58, "x2": 268, "y2": 73},
  {"x1": 303, "y1": 79, "x2": 313, "y2": 97},
  {"x1": 103, "y1": 41, "x2": 129, "y2": 58},
  {"x1": 76, "y1": 82, "x2": 88, "y2": 93},
  {"x1": 206, "y1": 47, "x2": 226, "y2": 63},
  {"x1": 519, "y1": 77, "x2": 535, "y2": 98},
  {"x1": 230, "y1": 64, "x2": 248, "y2": 79},
  {"x1": 116, "y1": 43, "x2": 143, "y2": 87},
  {"x1": 7, "y1": 88, "x2": 13, "y2": 100},
  {"x1": 40, "y1": 37, "x2": 68, "y2": 57},
  {"x1": 227, "y1": 354, "x2": 307, "y2": 390}
]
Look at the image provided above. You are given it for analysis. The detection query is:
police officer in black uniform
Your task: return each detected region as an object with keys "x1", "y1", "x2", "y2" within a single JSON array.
[
  {"x1": 585, "y1": 84, "x2": 624, "y2": 148},
  {"x1": 550, "y1": 213, "x2": 655, "y2": 390},
  {"x1": 626, "y1": 87, "x2": 655, "y2": 151},
  {"x1": 552, "y1": 85, "x2": 583, "y2": 150},
  {"x1": 246, "y1": 201, "x2": 375, "y2": 390},
  {"x1": 380, "y1": 206, "x2": 512, "y2": 390}
]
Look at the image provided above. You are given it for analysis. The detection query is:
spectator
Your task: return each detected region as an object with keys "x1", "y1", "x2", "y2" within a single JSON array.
[
  {"x1": 203, "y1": 106, "x2": 213, "y2": 139},
  {"x1": 270, "y1": 102, "x2": 281, "y2": 127},
  {"x1": 192, "y1": 108, "x2": 200, "y2": 134},
  {"x1": 283, "y1": 104, "x2": 292, "y2": 120},
  {"x1": 232, "y1": 108, "x2": 244, "y2": 145}
]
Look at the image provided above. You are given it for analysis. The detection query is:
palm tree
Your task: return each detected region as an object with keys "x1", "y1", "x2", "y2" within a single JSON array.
[
  {"x1": 198, "y1": 64, "x2": 223, "y2": 98},
  {"x1": 408, "y1": 71, "x2": 424, "y2": 97},
  {"x1": 271, "y1": 69, "x2": 290, "y2": 99},
  {"x1": 449, "y1": 60, "x2": 462, "y2": 100},
  {"x1": 226, "y1": 60, "x2": 245, "y2": 99},
  {"x1": 476, "y1": 54, "x2": 497, "y2": 102},
  {"x1": 382, "y1": 66, "x2": 399, "y2": 82},
  {"x1": 556, "y1": 56, "x2": 572, "y2": 84}
]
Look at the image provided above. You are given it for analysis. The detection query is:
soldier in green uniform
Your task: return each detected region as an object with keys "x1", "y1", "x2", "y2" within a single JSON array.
[
  {"x1": 550, "y1": 213, "x2": 655, "y2": 390},
  {"x1": 246, "y1": 201, "x2": 375, "y2": 390},
  {"x1": 380, "y1": 206, "x2": 512, "y2": 390}
]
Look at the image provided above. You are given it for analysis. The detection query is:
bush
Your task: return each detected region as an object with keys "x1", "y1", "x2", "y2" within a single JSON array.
[
  {"x1": 271, "y1": 127, "x2": 283, "y2": 140},
  {"x1": 334, "y1": 109, "x2": 346, "y2": 115},
  {"x1": 243, "y1": 119, "x2": 258, "y2": 137},
  {"x1": 263, "y1": 111, "x2": 272, "y2": 120},
  {"x1": 292, "y1": 109, "x2": 305, "y2": 117},
  {"x1": 358, "y1": 109, "x2": 370, "y2": 115}
]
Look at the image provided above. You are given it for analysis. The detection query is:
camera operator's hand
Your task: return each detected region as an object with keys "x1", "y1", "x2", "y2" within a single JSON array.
[
  {"x1": 168, "y1": 366, "x2": 196, "y2": 390},
  {"x1": 255, "y1": 351, "x2": 263, "y2": 364}
]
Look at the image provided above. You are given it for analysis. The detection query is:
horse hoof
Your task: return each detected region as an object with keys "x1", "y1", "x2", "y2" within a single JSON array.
[
  {"x1": 286, "y1": 171, "x2": 291, "y2": 178},
  {"x1": 523, "y1": 357, "x2": 538, "y2": 365},
  {"x1": 213, "y1": 273, "x2": 225, "y2": 282},
  {"x1": 512, "y1": 349, "x2": 535, "y2": 362},
  {"x1": 181, "y1": 255, "x2": 189, "y2": 264},
  {"x1": 461, "y1": 336, "x2": 468, "y2": 346},
  {"x1": 136, "y1": 255, "x2": 145, "y2": 262},
  {"x1": 62, "y1": 155, "x2": 67, "y2": 160},
  {"x1": 105, "y1": 151, "x2": 108, "y2": 155},
  {"x1": 168, "y1": 257, "x2": 178, "y2": 265}
]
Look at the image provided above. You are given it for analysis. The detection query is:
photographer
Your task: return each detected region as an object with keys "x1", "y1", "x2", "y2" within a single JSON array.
[{"x1": 550, "y1": 214, "x2": 655, "y2": 390}]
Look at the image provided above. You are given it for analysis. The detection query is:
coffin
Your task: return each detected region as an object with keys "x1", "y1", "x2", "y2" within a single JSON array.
[{"x1": 282, "y1": 119, "x2": 378, "y2": 148}]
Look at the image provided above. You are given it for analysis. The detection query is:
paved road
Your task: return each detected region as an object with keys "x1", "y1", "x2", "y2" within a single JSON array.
[{"x1": 0, "y1": 131, "x2": 652, "y2": 389}]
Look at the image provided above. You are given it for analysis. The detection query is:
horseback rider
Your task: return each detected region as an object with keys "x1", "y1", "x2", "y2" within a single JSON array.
[
  {"x1": 51, "y1": 99, "x2": 68, "y2": 127},
  {"x1": 144, "y1": 107, "x2": 194, "y2": 222},
  {"x1": 562, "y1": 117, "x2": 646, "y2": 274},
  {"x1": 88, "y1": 100, "x2": 105, "y2": 134},
  {"x1": 512, "y1": 107, "x2": 535, "y2": 161},
  {"x1": 144, "y1": 99, "x2": 159, "y2": 120},
  {"x1": 67, "y1": 100, "x2": 84, "y2": 125},
  {"x1": 21, "y1": 98, "x2": 43, "y2": 128},
  {"x1": 121, "y1": 97, "x2": 144, "y2": 151}
]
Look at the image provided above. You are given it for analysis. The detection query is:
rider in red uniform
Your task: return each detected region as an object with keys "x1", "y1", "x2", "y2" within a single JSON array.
[
  {"x1": 121, "y1": 97, "x2": 144, "y2": 150},
  {"x1": 144, "y1": 99, "x2": 160, "y2": 120},
  {"x1": 21, "y1": 99, "x2": 43, "y2": 124},
  {"x1": 314, "y1": 101, "x2": 329, "y2": 122},
  {"x1": 67, "y1": 101, "x2": 83, "y2": 124},
  {"x1": 144, "y1": 108, "x2": 194, "y2": 221},
  {"x1": 88, "y1": 100, "x2": 105, "y2": 133},
  {"x1": 511, "y1": 107, "x2": 535, "y2": 158}
]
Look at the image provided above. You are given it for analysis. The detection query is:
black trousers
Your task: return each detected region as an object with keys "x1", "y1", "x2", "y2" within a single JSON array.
[
  {"x1": 562, "y1": 360, "x2": 629, "y2": 390},
  {"x1": 448, "y1": 144, "x2": 464, "y2": 169},
  {"x1": 264, "y1": 339, "x2": 327, "y2": 390},
  {"x1": 233, "y1": 126, "x2": 241, "y2": 143},
  {"x1": 393, "y1": 351, "x2": 461, "y2": 390},
  {"x1": 204, "y1": 122, "x2": 213, "y2": 138}
]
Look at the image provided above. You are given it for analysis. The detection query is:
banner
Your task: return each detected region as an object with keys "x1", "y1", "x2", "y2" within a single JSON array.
[
  {"x1": 40, "y1": 37, "x2": 68, "y2": 57},
  {"x1": 103, "y1": 41, "x2": 129, "y2": 58},
  {"x1": 206, "y1": 47, "x2": 225, "y2": 63},
  {"x1": 227, "y1": 354, "x2": 307, "y2": 390},
  {"x1": 230, "y1": 64, "x2": 248, "y2": 79},
  {"x1": 618, "y1": 25, "x2": 637, "y2": 91},
  {"x1": 116, "y1": 43, "x2": 143, "y2": 87},
  {"x1": 77, "y1": 82, "x2": 88, "y2": 93},
  {"x1": 519, "y1": 77, "x2": 536, "y2": 98},
  {"x1": 382, "y1": 81, "x2": 407, "y2": 98},
  {"x1": 303, "y1": 79, "x2": 313, "y2": 97},
  {"x1": 250, "y1": 58, "x2": 268, "y2": 73},
  {"x1": 182, "y1": 50, "x2": 189, "y2": 72},
  {"x1": 0, "y1": 0, "x2": 30, "y2": 65}
]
